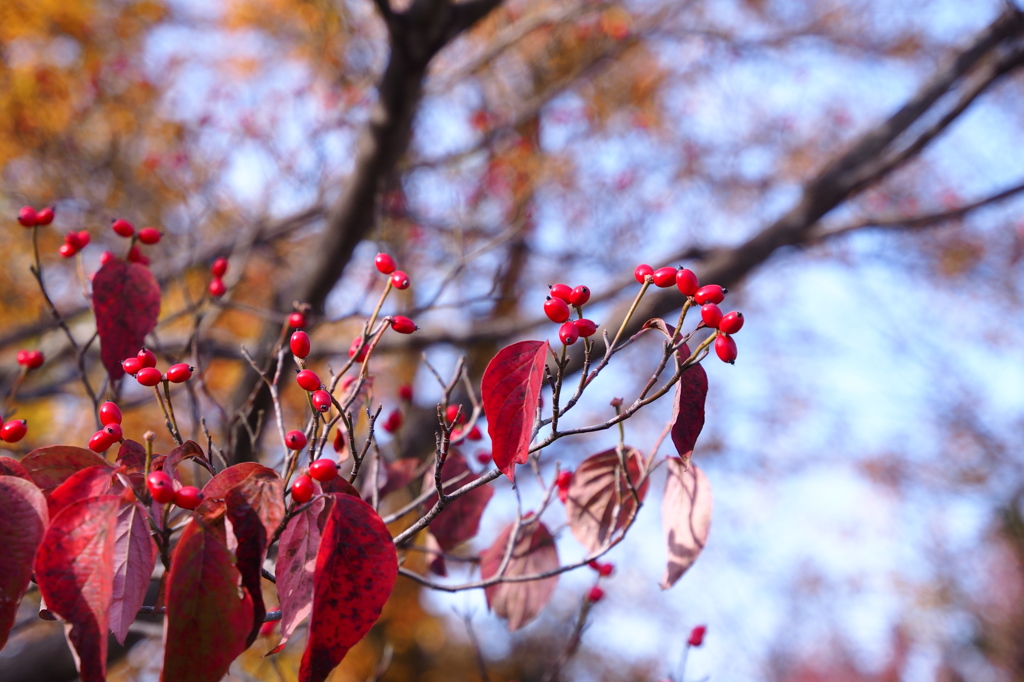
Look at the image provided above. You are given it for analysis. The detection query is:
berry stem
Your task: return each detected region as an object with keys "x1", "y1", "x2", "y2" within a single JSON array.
[
  {"x1": 162, "y1": 380, "x2": 184, "y2": 445},
  {"x1": 1, "y1": 366, "x2": 26, "y2": 415},
  {"x1": 608, "y1": 280, "x2": 650, "y2": 354},
  {"x1": 364, "y1": 278, "x2": 394, "y2": 343}
]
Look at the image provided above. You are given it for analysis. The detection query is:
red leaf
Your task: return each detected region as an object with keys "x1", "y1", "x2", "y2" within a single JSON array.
[
  {"x1": 115, "y1": 440, "x2": 147, "y2": 473},
  {"x1": 0, "y1": 456, "x2": 32, "y2": 481},
  {"x1": 201, "y1": 462, "x2": 284, "y2": 541},
  {"x1": 482, "y1": 340, "x2": 548, "y2": 480},
  {"x1": 299, "y1": 493, "x2": 398, "y2": 682},
  {"x1": 21, "y1": 446, "x2": 113, "y2": 495},
  {"x1": 660, "y1": 460, "x2": 712, "y2": 589},
  {"x1": 274, "y1": 492, "x2": 332, "y2": 654},
  {"x1": 480, "y1": 518, "x2": 559, "y2": 631},
  {"x1": 422, "y1": 452, "x2": 494, "y2": 551},
  {"x1": 110, "y1": 501, "x2": 157, "y2": 645},
  {"x1": 670, "y1": 343, "x2": 708, "y2": 463},
  {"x1": 46, "y1": 466, "x2": 115, "y2": 520},
  {"x1": 35, "y1": 495, "x2": 120, "y2": 682},
  {"x1": 92, "y1": 258, "x2": 161, "y2": 382},
  {"x1": 163, "y1": 440, "x2": 214, "y2": 483},
  {"x1": 377, "y1": 458, "x2": 420, "y2": 499},
  {"x1": 565, "y1": 447, "x2": 648, "y2": 553},
  {"x1": 226, "y1": 485, "x2": 268, "y2": 646},
  {"x1": 0, "y1": 476, "x2": 48, "y2": 649},
  {"x1": 163, "y1": 517, "x2": 254, "y2": 682}
]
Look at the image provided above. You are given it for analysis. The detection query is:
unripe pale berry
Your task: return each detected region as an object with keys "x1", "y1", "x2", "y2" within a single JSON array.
[
  {"x1": 111, "y1": 219, "x2": 135, "y2": 238},
  {"x1": 311, "y1": 389, "x2": 332, "y2": 413},
  {"x1": 700, "y1": 303, "x2": 723, "y2": 329},
  {"x1": 17, "y1": 206, "x2": 38, "y2": 227},
  {"x1": 290, "y1": 331, "x2": 311, "y2": 358},
  {"x1": 569, "y1": 285, "x2": 591, "y2": 307},
  {"x1": 544, "y1": 297, "x2": 571, "y2": 323},
  {"x1": 208, "y1": 277, "x2": 226, "y2": 297},
  {"x1": 174, "y1": 486, "x2": 203, "y2": 510},
  {"x1": 99, "y1": 402, "x2": 123, "y2": 426},
  {"x1": 652, "y1": 266, "x2": 677, "y2": 288},
  {"x1": 136, "y1": 367, "x2": 163, "y2": 386},
  {"x1": 374, "y1": 253, "x2": 396, "y2": 274},
  {"x1": 138, "y1": 227, "x2": 162, "y2": 244},
  {"x1": 285, "y1": 430, "x2": 307, "y2": 450},
  {"x1": 390, "y1": 316, "x2": 417, "y2": 334},
  {"x1": 288, "y1": 311, "x2": 306, "y2": 328},
  {"x1": 719, "y1": 311, "x2": 744, "y2": 334},
  {"x1": 35, "y1": 207, "x2": 55, "y2": 225},
  {"x1": 634, "y1": 264, "x2": 653, "y2": 283},
  {"x1": 308, "y1": 458, "x2": 339, "y2": 482},
  {"x1": 549, "y1": 283, "x2": 572, "y2": 303},
  {"x1": 137, "y1": 348, "x2": 157, "y2": 368},
  {"x1": 291, "y1": 474, "x2": 314, "y2": 503},
  {"x1": 558, "y1": 321, "x2": 580, "y2": 345},
  {"x1": 296, "y1": 369, "x2": 321, "y2": 392},
  {"x1": 88, "y1": 429, "x2": 117, "y2": 453},
  {"x1": 147, "y1": 471, "x2": 175, "y2": 504},
  {"x1": 122, "y1": 357, "x2": 142, "y2": 375},
  {"x1": 574, "y1": 318, "x2": 598, "y2": 338},
  {"x1": 714, "y1": 334, "x2": 737, "y2": 364},
  {"x1": 390, "y1": 270, "x2": 410, "y2": 290},
  {"x1": 165, "y1": 363, "x2": 193, "y2": 383},
  {"x1": 694, "y1": 284, "x2": 727, "y2": 305},
  {"x1": 211, "y1": 257, "x2": 228, "y2": 278},
  {"x1": 0, "y1": 420, "x2": 27, "y2": 443}
]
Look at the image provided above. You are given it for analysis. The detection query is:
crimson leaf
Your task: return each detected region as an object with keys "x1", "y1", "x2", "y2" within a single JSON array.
[
  {"x1": 226, "y1": 485, "x2": 268, "y2": 646},
  {"x1": 163, "y1": 440, "x2": 214, "y2": 483},
  {"x1": 201, "y1": 462, "x2": 284, "y2": 541},
  {"x1": 670, "y1": 342, "x2": 708, "y2": 463},
  {"x1": 661, "y1": 460, "x2": 713, "y2": 589},
  {"x1": 46, "y1": 465, "x2": 114, "y2": 520},
  {"x1": 21, "y1": 446, "x2": 113, "y2": 495},
  {"x1": 0, "y1": 456, "x2": 31, "y2": 481},
  {"x1": 482, "y1": 340, "x2": 548, "y2": 480},
  {"x1": 110, "y1": 500, "x2": 157, "y2": 645},
  {"x1": 0, "y1": 476, "x2": 48, "y2": 649},
  {"x1": 92, "y1": 258, "x2": 161, "y2": 382},
  {"x1": 423, "y1": 451, "x2": 494, "y2": 551},
  {"x1": 480, "y1": 518, "x2": 559, "y2": 631}
]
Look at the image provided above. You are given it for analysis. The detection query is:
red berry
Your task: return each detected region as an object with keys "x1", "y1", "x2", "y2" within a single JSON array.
[
  {"x1": 398, "y1": 384, "x2": 413, "y2": 402},
  {"x1": 18, "y1": 350, "x2": 44, "y2": 370},
  {"x1": 446, "y1": 404, "x2": 465, "y2": 425},
  {"x1": 75, "y1": 230, "x2": 90, "y2": 248},
  {"x1": 719, "y1": 311, "x2": 744, "y2": 334},
  {"x1": 208, "y1": 277, "x2": 226, "y2": 297},
  {"x1": 569, "y1": 285, "x2": 591, "y2": 307},
  {"x1": 390, "y1": 270, "x2": 410, "y2": 290},
  {"x1": 599, "y1": 562, "x2": 614, "y2": 577},
  {"x1": 311, "y1": 389, "x2": 332, "y2": 413},
  {"x1": 104, "y1": 423, "x2": 123, "y2": 441},
  {"x1": 556, "y1": 471, "x2": 573, "y2": 489},
  {"x1": 544, "y1": 297, "x2": 571, "y2": 323},
  {"x1": 34, "y1": 207, "x2": 55, "y2": 225},
  {"x1": 259, "y1": 621, "x2": 277, "y2": 637},
  {"x1": 290, "y1": 331, "x2": 311, "y2": 358},
  {"x1": 296, "y1": 369, "x2": 321, "y2": 392},
  {"x1": 700, "y1": 304, "x2": 723, "y2": 329},
  {"x1": 688, "y1": 625, "x2": 706, "y2": 647},
  {"x1": 138, "y1": 227, "x2": 162, "y2": 244},
  {"x1": 88, "y1": 429, "x2": 117, "y2": 453},
  {"x1": 634, "y1": 264, "x2": 653, "y2": 283},
  {"x1": 127, "y1": 246, "x2": 149, "y2": 264},
  {"x1": 58, "y1": 243, "x2": 77, "y2": 258},
  {"x1": 165, "y1": 363, "x2": 193, "y2": 383},
  {"x1": 652, "y1": 266, "x2": 677, "y2": 288},
  {"x1": 714, "y1": 334, "x2": 737, "y2": 364},
  {"x1": 348, "y1": 337, "x2": 368, "y2": 362},
  {"x1": 0, "y1": 420, "x2": 27, "y2": 443},
  {"x1": 211, "y1": 257, "x2": 228, "y2": 278},
  {"x1": 549, "y1": 283, "x2": 572, "y2": 303},
  {"x1": 390, "y1": 315, "x2": 417, "y2": 334},
  {"x1": 137, "y1": 348, "x2": 157, "y2": 368},
  {"x1": 476, "y1": 451, "x2": 492, "y2": 465},
  {"x1": 587, "y1": 585, "x2": 605, "y2": 603},
  {"x1": 111, "y1": 219, "x2": 135, "y2": 238},
  {"x1": 174, "y1": 486, "x2": 203, "y2": 510},
  {"x1": 382, "y1": 409, "x2": 403, "y2": 433},
  {"x1": 136, "y1": 367, "x2": 163, "y2": 386},
  {"x1": 285, "y1": 430, "x2": 308, "y2": 450},
  {"x1": 333, "y1": 427, "x2": 347, "y2": 453},
  {"x1": 374, "y1": 253, "x2": 396, "y2": 274},
  {"x1": 121, "y1": 357, "x2": 142, "y2": 375},
  {"x1": 558, "y1": 321, "x2": 580, "y2": 345},
  {"x1": 99, "y1": 250, "x2": 116, "y2": 266},
  {"x1": 466, "y1": 425, "x2": 482, "y2": 441},
  {"x1": 574, "y1": 318, "x2": 597, "y2": 338},
  {"x1": 17, "y1": 206, "x2": 38, "y2": 227},
  {"x1": 694, "y1": 284, "x2": 727, "y2": 305},
  {"x1": 291, "y1": 474, "x2": 314, "y2": 503},
  {"x1": 147, "y1": 471, "x2": 175, "y2": 504},
  {"x1": 288, "y1": 311, "x2": 306, "y2": 328},
  {"x1": 308, "y1": 458, "x2": 339, "y2": 482},
  {"x1": 99, "y1": 402, "x2": 123, "y2": 426},
  {"x1": 676, "y1": 268, "x2": 699, "y2": 296}
]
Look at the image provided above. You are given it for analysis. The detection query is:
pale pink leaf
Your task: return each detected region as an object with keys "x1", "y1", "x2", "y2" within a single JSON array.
[
  {"x1": 661, "y1": 460, "x2": 713, "y2": 589},
  {"x1": 565, "y1": 447, "x2": 648, "y2": 553},
  {"x1": 480, "y1": 519, "x2": 559, "y2": 631}
]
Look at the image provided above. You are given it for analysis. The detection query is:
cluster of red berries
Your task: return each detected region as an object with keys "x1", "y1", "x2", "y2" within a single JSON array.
[
  {"x1": 208, "y1": 257, "x2": 228, "y2": 297},
  {"x1": 16, "y1": 349, "x2": 44, "y2": 370},
  {"x1": 145, "y1": 470, "x2": 203, "y2": 510},
  {"x1": 634, "y1": 263, "x2": 744, "y2": 364},
  {"x1": 373, "y1": 252, "x2": 410, "y2": 291},
  {"x1": 88, "y1": 402, "x2": 125, "y2": 452},
  {"x1": 294, "y1": 370, "x2": 332, "y2": 415},
  {"x1": 109, "y1": 219, "x2": 162, "y2": 266},
  {"x1": 0, "y1": 416, "x2": 27, "y2": 443},
  {"x1": 290, "y1": 457, "x2": 340, "y2": 504},
  {"x1": 544, "y1": 283, "x2": 598, "y2": 346},
  {"x1": 587, "y1": 559, "x2": 615, "y2": 577},
  {"x1": 59, "y1": 230, "x2": 91, "y2": 259},
  {"x1": 121, "y1": 348, "x2": 193, "y2": 386},
  {"x1": 17, "y1": 205, "x2": 55, "y2": 228}
]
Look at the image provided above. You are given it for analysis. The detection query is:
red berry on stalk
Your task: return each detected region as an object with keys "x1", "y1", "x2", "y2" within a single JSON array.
[
  {"x1": 0, "y1": 420, "x2": 27, "y2": 443},
  {"x1": 598, "y1": 562, "x2": 614, "y2": 577},
  {"x1": 59, "y1": 243, "x2": 77, "y2": 258},
  {"x1": 309, "y1": 458, "x2": 339, "y2": 482},
  {"x1": 333, "y1": 427, "x2": 347, "y2": 453},
  {"x1": 136, "y1": 367, "x2": 163, "y2": 386},
  {"x1": 374, "y1": 253, "x2": 396, "y2": 274},
  {"x1": 296, "y1": 369, "x2": 321, "y2": 392},
  {"x1": 99, "y1": 402, "x2": 122, "y2": 426},
  {"x1": 390, "y1": 270, "x2": 410, "y2": 290},
  {"x1": 714, "y1": 334, "x2": 737, "y2": 364},
  {"x1": 476, "y1": 451, "x2": 492, "y2": 465},
  {"x1": 208, "y1": 277, "x2": 226, "y2": 297},
  {"x1": 587, "y1": 585, "x2": 605, "y2": 603},
  {"x1": 76, "y1": 230, "x2": 90, "y2": 248},
  {"x1": 544, "y1": 296, "x2": 571, "y2": 323},
  {"x1": 138, "y1": 227, "x2": 162, "y2": 244},
  {"x1": 549, "y1": 283, "x2": 572, "y2": 303},
  {"x1": 285, "y1": 430, "x2": 308, "y2": 450},
  {"x1": 137, "y1": 348, "x2": 157, "y2": 368},
  {"x1": 569, "y1": 285, "x2": 591, "y2": 307},
  {"x1": 348, "y1": 336, "x2": 368, "y2": 362},
  {"x1": 174, "y1": 486, "x2": 203, "y2": 510},
  {"x1": 688, "y1": 625, "x2": 707, "y2": 647},
  {"x1": 211, "y1": 257, "x2": 228, "y2": 278},
  {"x1": 556, "y1": 471, "x2": 572, "y2": 489},
  {"x1": 719, "y1": 311, "x2": 744, "y2": 334},
  {"x1": 100, "y1": 250, "x2": 116, "y2": 266},
  {"x1": 390, "y1": 316, "x2": 417, "y2": 334},
  {"x1": 35, "y1": 206, "x2": 55, "y2": 225},
  {"x1": 652, "y1": 266, "x2": 677, "y2": 288},
  {"x1": 165, "y1": 363, "x2": 193, "y2": 383},
  {"x1": 382, "y1": 409, "x2": 403, "y2": 433},
  {"x1": 676, "y1": 268, "x2": 699, "y2": 296},
  {"x1": 700, "y1": 303, "x2": 723, "y2": 329},
  {"x1": 694, "y1": 284, "x2": 727, "y2": 305},
  {"x1": 558, "y1": 321, "x2": 580, "y2": 345},
  {"x1": 111, "y1": 219, "x2": 135, "y2": 238},
  {"x1": 17, "y1": 206, "x2": 38, "y2": 227},
  {"x1": 466, "y1": 425, "x2": 482, "y2": 441},
  {"x1": 398, "y1": 384, "x2": 413, "y2": 402},
  {"x1": 147, "y1": 471, "x2": 175, "y2": 504},
  {"x1": 446, "y1": 404, "x2": 465, "y2": 425},
  {"x1": 288, "y1": 311, "x2": 306, "y2": 328},
  {"x1": 104, "y1": 423, "x2": 123, "y2": 441},
  {"x1": 18, "y1": 350, "x2": 44, "y2": 370},
  {"x1": 88, "y1": 429, "x2": 117, "y2": 453},
  {"x1": 128, "y1": 247, "x2": 149, "y2": 266},
  {"x1": 311, "y1": 389, "x2": 332, "y2": 413},
  {"x1": 122, "y1": 357, "x2": 142, "y2": 375},
  {"x1": 290, "y1": 331, "x2": 311, "y2": 358},
  {"x1": 574, "y1": 318, "x2": 598, "y2": 338},
  {"x1": 291, "y1": 475, "x2": 314, "y2": 503},
  {"x1": 634, "y1": 264, "x2": 653, "y2": 283}
]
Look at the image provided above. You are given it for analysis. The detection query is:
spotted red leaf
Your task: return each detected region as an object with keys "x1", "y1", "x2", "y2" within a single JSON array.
[
  {"x1": 46, "y1": 466, "x2": 115, "y2": 520},
  {"x1": 0, "y1": 456, "x2": 31, "y2": 481},
  {"x1": 163, "y1": 517, "x2": 254, "y2": 682},
  {"x1": 34, "y1": 495, "x2": 120, "y2": 682},
  {"x1": 299, "y1": 493, "x2": 398, "y2": 682},
  {"x1": 480, "y1": 518, "x2": 559, "y2": 631},
  {"x1": 661, "y1": 460, "x2": 713, "y2": 589},
  {"x1": 0, "y1": 476, "x2": 48, "y2": 649},
  {"x1": 482, "y1": 340, "x2": 548, "y2": 480},
  {"x1": 670, "y1": 343, "x2": 708, "y2": 463},
  {"x1": 163, "y1": 440, "x2": 214, "y2": 483},
  {"x1": 21, "y1": 446, "x2": 113, "y2": 495},
  {"x1": 110, "y1": 500, "x2": 157, "y2": 645},
  {"x1": 92, "y1": 258, "x2": 161, "y2": 382},
  {"x1": 201, "y1": 462, "x2": 284, "y2": 541},
  {"x1": 422, "y1": 451, "x2": 494, "y2": 550},
  {"x1": 565, "y1": 447, "x2": 648, "y2": 553}
]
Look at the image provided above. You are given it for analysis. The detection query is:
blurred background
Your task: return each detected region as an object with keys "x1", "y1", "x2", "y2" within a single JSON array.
[{"x1": 2, "y1": 0, "x2": 1024, "y2": 679}]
